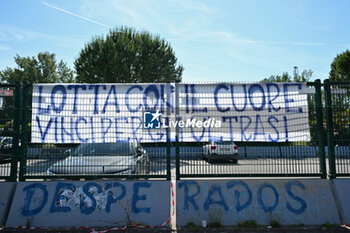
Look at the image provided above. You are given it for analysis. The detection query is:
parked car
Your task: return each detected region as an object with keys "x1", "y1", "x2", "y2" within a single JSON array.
[
  {"x1": 47, "y1": 142, "x2": 150, "y2": 175},
  {"x1": 0, "y1": 136, "x2": 13, "y2": 162},
  {"x1": 203, "y1": 141, "x2": 239, "y2": 163}
]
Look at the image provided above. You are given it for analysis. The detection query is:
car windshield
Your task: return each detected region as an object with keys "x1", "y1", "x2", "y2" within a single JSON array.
[
  {"x1": 73, "y1": 143, "x2": 132, "y2": 156},
  {"x1": 2, "y1": 137, "x2": 12, "y2": 144},
  {"x1": 214, "y1": 141, "x2": 234, "y2": 145}
]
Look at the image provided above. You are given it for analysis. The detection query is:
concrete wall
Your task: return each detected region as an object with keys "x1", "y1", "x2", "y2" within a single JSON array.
[
  {"x1": 0, "y1": 183, "x2": 16, "y2": 227},
  {"x1": 332, "y1": 179, "x2": 350, "y2": 225},
  {"x1": 0, "y1": 178, "x2": 348, "y2": 228},
  {"x1": 6, "y1": 181, "x2": 170, "y2": 228},
  {"x1": 176, "y1": 179, "x2": 340, "y2": 226}
]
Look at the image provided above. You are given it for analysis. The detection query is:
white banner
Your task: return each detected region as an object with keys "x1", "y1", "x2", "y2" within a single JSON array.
[{"x1": 31, "y1": 83, "x2": 311, "y2": 143}]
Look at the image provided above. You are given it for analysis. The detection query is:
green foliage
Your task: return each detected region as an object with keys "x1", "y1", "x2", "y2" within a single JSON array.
[
  {"x1": 328, "y1": 53, "x2": 350, "y2": 146},
  {"x1": 57, "y1": 60, "x2": 75, "y2": 83},
  {"x1": 321, "y1": 222, "x2": 338, "y2": 228},
  {"x1": 269, "y1": 219, "x2": 281, "y2": 228},
  {"x1": 185, "y1": 221, "x2": 199, "y2": 231},
  {"x1": 0, "y1": 52, "x2": 74, "y2": 84},
  {"x1": 238, "y1": 220, "x2": 258, "y2": 228},
  {"x1": 261, "y1": 72, "x2": 290, "y2": 83},
  {"x1": 208, "y1": 220, "x2": 222, "y2": 228},
  {"x1": 261, "y1": 69, "x2": 313, "y2": 83},
  {"x1": 0, "y1": 52, "x2": 74, "y2": 131},
  {"x1": 330, "y1": 50, "x2": 350, "y2": 82},
  {"x1": 74, "y1": 26, "x2": 183, "y2": 83}
]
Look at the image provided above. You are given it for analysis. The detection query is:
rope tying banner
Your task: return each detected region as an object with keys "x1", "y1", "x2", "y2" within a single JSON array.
[{"x1": 342, "y1": 224, "x2": 350, "y2": 231}]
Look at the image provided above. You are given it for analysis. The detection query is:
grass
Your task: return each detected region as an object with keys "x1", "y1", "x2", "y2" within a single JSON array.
[
  {"x1": 269, "y1": 219, "x2": 281, "y2": 228},
  {"x1": 321, "y1": 222, "x2": 339, "y2": 228},
  {"x1": 185, "y1": 222, "x2": 199, "y2": 231},
  {"x1": 238, "y1": 220, "x2": 258, "y2": 228},
  {"x1": 208, "y1": 220, "x2": 221, "y2": 228}
]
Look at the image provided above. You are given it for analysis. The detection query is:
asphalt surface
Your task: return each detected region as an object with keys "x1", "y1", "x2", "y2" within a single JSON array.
[{"x1": 0, "y1": 157, "x2": 333, "y2": 177}]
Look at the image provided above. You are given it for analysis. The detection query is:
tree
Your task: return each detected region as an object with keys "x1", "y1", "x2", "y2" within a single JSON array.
[
  {"x1": 0, "y1": 52, "x2": 75, "y2": 84},
  {"x1": 261, "y1": 69, "x2": 313, "y2": 83},
  {"x1": 329, "y1": 50, "x2": 350, "y2": 145},
  {"x1": 0, "y1": 52, "x2": 74, "y2": 135},
  {"x1": 330, "y1": 50, "x2": 350, "y2": 82},
  {"x1": 74, "y1": 27, "x2": 184, "y2": 83}
]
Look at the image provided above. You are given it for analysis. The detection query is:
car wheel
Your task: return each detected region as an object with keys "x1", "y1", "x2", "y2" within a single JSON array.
[
  {"x1": 203, "y1": 154, "x2": 207, "y2": 161},
  {"x1": 206, "y1": 151, "x2": 212, "y2": 162},
  {"x1": 146, "y1": 159, "x2": 150, "y2": 174},
  {"x1": 232, "y1": 159, "x2": 238, "y2": 164},
  {"x1": 134, "y1": 161, "x2": 141, "y2": 175}
]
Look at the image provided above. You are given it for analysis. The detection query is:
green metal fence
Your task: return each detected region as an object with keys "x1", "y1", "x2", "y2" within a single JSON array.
[
  {"x1": 0, "y1": 83, "x2": 22, "y2": 181},
  {"x1": 20, "y1": 83, "x2": 171, "y2": 180},
  {"x1": 0, "y1": 80, "x2": 349, "y2": 181},
  {"x1": 175, "y1": 81, "x2": 327, "y2": 179},
  {"x1": 324, "y1": 80, "x2": 350, "y2": 177}
]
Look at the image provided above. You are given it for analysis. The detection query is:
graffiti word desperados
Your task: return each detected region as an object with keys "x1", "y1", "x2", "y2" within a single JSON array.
[
  {"x1": 178, "y1": 180, "x2": 307, "y2": 214},
  {"x1": 21, "y1": 182, "x2": 152, "y2": 216}
]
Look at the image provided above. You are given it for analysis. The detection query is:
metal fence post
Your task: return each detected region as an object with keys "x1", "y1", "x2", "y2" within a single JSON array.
[
  {"x1": 314, "y1": 79, "x2": 327, "y2": 178},
  {"x1": 10, "y1": 81, "x2": 23, "y2": 181},
  {"x1": 324, "y1": 79, "x2": 336, "y2": 179},
  {"x1": 19, "y1": 81, "x2": 30, "y2": 181},
  {"x1": 175, "y1": 81, "x2": 180, "y2": 180}
]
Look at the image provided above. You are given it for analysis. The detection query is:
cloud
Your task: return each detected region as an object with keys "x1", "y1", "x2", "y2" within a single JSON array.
[
  {"x1": 0, "y1": 44, "x2": 10, "y2": 50},
  {"x1": 0, "y1": 31, "x2": 9, "y2": 41},
  {"x1": 168, "y1": 29, "x2": 325, "y2": 48},
  {"x1": 250, "y1": 41, "x2": 325, "y2": 47},
  {"x1": 42, "y1": 2, "x2": 111, "y2": 28},
  {"x1": 0, "y1": 25, "x2": 88, "y2": 50},
  {"x1": 0, "y1": 25, "x2": 37, "y2": 42},
  {"x1": 78, "y1": 0, "x2": 223, "y2": 35},
  {"x1": 173, "y1": 30, "x2": 324, "y2": 72},
  {"x1": 175, "y1": 1, "x2": 224, "y2": 16}
]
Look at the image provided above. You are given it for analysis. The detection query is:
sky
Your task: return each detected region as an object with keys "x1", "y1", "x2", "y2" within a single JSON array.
[{"x1": 0, "y1": 0, "x2": 349, "y2": 82}]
